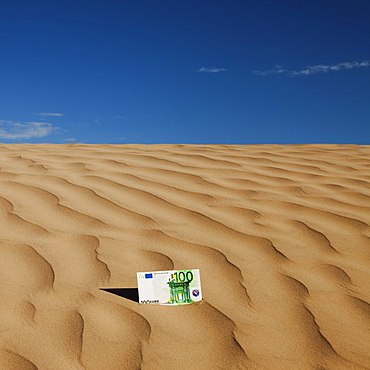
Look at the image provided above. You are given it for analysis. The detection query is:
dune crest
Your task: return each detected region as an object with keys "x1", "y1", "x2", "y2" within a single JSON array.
[{"x1": 0, "y1": 144, "x2": 369, "y2": 369}]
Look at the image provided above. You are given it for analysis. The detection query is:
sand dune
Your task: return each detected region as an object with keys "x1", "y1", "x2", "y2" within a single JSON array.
[{"x1": 0, "y1": 143, "x2": 369, "y2": 369}]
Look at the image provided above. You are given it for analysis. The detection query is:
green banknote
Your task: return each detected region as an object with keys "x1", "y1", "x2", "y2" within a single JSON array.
[{"x1": 137, "y1": 269, "x2": 202, "y2": 305}]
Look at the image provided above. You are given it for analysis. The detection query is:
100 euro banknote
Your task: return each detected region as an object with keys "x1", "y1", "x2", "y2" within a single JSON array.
[{"x1": 137, "y1": 269, "x2": 202, "y2": 305}]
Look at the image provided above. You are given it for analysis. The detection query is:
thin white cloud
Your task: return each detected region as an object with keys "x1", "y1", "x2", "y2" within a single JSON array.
[
  {"x1": 198, "y1": 67, "x2": 227, "y2": 73},
  {"x1": 253, "y1": 65, "x2": 287, "y2": 76},
  {"x1": 37, "y1": 112, "x2": 64, "y2": 117},
  {"x1": 253, "y1": 60, "x2": 370, "y2": 77},
  {"x1": 0, "y1": 120, "x2": 57, "y2": 139},
  {"x1": 64, "y1": 138, "x2": 77, "y2": 142}
]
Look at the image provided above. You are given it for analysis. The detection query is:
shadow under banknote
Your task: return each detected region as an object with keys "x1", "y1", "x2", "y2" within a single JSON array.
[{"x1": 100, "y1": 288, "x2": 139, "y2": 302}]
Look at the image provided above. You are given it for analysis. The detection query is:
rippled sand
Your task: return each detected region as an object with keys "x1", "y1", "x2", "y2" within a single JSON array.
[{"x1": 0, "y1": 144, "x2": 369, "y2": 369}]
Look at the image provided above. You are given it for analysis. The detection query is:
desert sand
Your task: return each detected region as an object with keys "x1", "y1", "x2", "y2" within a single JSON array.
[{"x1": 0, "y1": 143, "x2": 369, "y2": 370}]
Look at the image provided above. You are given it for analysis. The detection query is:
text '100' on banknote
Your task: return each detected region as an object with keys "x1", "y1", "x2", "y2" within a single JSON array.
[{"x1": 137, "y1": 269, "x2": 202, "y2": 305}]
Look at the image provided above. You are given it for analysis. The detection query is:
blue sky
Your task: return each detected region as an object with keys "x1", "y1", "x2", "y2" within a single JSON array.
[{"x1": 1, "y1": 0, "x2": 369, "y2": 144}]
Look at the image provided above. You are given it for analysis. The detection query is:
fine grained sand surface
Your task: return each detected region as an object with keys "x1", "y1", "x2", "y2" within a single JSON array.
[{"x1": 0, "y1": 144, "x2": 369, "y2": 370}]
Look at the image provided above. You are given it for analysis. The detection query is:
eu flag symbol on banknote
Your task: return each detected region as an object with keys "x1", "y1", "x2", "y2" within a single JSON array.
[{"x1": 137, "y1": 269, "x2": 202, "y2": 305}]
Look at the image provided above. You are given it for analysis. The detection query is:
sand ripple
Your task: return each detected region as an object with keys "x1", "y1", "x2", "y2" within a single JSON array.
[{"x1": 0, "y1": 144, "x2": 369, "y2": 369}]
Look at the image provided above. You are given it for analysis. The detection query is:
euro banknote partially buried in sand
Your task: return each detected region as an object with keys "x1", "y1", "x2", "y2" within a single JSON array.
[{"x1": 137, "y1": 269, "x2": 202, "y2": 305}]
